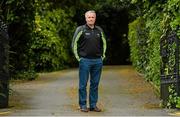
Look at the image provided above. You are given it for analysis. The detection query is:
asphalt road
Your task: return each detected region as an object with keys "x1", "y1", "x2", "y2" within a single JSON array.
[{"x1": 2, "y1": 66, "x2": 173, "y2": 116}]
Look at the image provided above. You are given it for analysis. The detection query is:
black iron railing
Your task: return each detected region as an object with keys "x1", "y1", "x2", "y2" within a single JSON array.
[
  {"x1": 160, "y1": 27, "x2": 180, "y2": 107},
  {"x1": 0, "y1": 19, "x2": 9, "y2": 108}
]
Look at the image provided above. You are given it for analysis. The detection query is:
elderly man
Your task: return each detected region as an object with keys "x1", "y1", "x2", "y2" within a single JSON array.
[{"x1": 72, "y1": 10, "x2": 107, "y2": 112}]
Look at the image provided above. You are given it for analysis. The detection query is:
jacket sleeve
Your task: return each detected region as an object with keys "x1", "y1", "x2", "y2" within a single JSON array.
[
  {"x1": 97, "y1": 26, "x2": 107, "y2": 60},
  {"x1": 71, "y1": 26, "x2": 83, "y2": 61},
  {"x1": 101, "y1": 29, "x2": 107, "y2": 60}
]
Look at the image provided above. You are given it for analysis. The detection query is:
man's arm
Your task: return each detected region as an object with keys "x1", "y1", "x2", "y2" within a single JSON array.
[
  {"x1": 71, "y1": 26, "x2": 83, "y2": 61},
  {"x1": 101, "y1": 30, "x2": 107, "y2": 60},
  {"x1": 97, "y1": 26, "x2": 107, "y2": 60}
]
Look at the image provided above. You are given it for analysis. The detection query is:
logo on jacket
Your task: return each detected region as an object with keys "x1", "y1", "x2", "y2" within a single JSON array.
[{"x1": 85, "y1": 33, "x2": 90, "y2": 35}]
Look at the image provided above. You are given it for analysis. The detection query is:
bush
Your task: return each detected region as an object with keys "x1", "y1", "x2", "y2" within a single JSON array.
[
  {"x1": 29, "y1": 9, "x2": 76, "y2": 72},
  {"x1": 12, "y1": 70, "x2": 38, "y2": 81}
]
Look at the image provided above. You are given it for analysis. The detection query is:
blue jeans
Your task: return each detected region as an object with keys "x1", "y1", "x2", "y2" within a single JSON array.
[{"x1": 79, "y1": 57, "x2": 103, "y2": 109}]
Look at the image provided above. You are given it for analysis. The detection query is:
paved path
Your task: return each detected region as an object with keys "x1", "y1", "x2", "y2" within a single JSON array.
[{"x1": 2, "y1": 66, "x2": 173, "y2": 116}]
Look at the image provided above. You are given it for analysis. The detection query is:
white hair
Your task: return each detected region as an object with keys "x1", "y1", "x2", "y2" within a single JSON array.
[{"x1": 85, "y1": 10, "x2": 96, "y2": 18}]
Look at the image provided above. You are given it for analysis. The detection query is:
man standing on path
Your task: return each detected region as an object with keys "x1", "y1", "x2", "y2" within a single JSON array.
[{"x1": 72, "y1": 10, "x2": 107, "y2": 112}]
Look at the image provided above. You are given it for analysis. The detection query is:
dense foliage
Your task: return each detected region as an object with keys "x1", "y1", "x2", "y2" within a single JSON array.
[
  {"x1": 2, "y1": 0, "x2": 36, "y2": 79},
  {"x1": 30, "y1": 0, "x2": 76, "y2": 71},
  {"x1": 1, "y1": 0, "x2": 134, "y2": 78},
  {"x1": 129, "y1": 0, "x2": 180, "y2": 86},
  {"x1": 128, "y1": 0, "x2": 180, "y2": 108}
]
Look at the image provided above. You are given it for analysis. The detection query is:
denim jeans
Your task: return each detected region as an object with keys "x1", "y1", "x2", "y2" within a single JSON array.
[{"x1": 79, "y1": 57, "x2": 103, "y2": 109}]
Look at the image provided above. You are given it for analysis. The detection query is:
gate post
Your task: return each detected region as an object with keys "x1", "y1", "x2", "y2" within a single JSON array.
[
  {"x1": 0, "y1": 19, "x2": 9, "y2": 108},
  {"x1": 160, "y1": 27, "x2": 180, "y2": 107}
]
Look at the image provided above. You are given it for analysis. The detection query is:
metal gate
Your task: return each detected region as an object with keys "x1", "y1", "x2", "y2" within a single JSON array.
[
  {"x1": 160, "y1": 27, "x2": 180, "y2": 107},
  {"x1": 0, "y1": 19, "x2": 9, "y2": 108}
]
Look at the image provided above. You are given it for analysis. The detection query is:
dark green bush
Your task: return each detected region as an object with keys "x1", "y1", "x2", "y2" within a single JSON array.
[
  {"x1": 12, "y1": 70, "x2": 38, "y2": 81},
  {"x1": 29, "y1": 9, "x2": 76, "y2": 72}
]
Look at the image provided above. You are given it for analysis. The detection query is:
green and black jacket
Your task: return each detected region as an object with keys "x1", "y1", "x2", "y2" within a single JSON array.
[{"x1": 72, "y1": 24, "x2": 107, "y2": 61}]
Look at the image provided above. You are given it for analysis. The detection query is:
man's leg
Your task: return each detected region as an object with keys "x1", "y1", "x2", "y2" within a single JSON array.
[
  {"x1": 89, "y1": 58, "x2": 103, "y2": 109},
  {"x1": 79, "y1": 58, "x2": 90, "y2": 109}
]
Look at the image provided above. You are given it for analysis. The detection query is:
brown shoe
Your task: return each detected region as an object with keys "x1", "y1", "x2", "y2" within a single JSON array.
[
  {"x1": 80, "y1": 107, "x2": 89, "y2": 112},
  {"x1": 90, "y1": 106, "x2": 102, "y2": 112}
]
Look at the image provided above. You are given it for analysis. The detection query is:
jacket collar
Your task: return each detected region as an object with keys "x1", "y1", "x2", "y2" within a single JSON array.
[{"x1": 85, "y1": 24, "x2": 97, "y2": 30}]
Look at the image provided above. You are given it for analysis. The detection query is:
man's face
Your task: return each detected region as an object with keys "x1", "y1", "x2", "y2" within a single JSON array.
[{"x1": 85, "y1": 12, "x2": 96, "y2": 26}]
